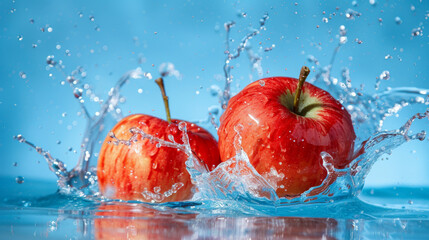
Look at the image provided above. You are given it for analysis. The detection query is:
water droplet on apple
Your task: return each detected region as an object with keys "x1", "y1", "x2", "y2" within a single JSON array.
[{"x1": 178, "y1": 122, "x2": 187, "y2": 131}]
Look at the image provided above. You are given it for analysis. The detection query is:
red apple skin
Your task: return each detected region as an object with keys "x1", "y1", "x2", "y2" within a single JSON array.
[
  {"x1": 218, "y1": 77, "x2": 356, "y2": 197},
  {"x1": 97, "y1": 114, "x2": 221, "y2": 202}
]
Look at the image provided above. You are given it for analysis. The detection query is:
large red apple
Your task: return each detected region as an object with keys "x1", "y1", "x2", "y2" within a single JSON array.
[
  {"x1": 97, "y1": 78, "x2": 220, "y2": 202},
  {"x1": 218, "y1": 67, "x2": 356, "y2": 198}
]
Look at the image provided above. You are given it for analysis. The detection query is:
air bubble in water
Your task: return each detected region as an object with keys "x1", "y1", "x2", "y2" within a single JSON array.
[
  {"x1": 380, "y1": 70, "x2": 390, "y2": 80},
  {"x1": 17, "y1": 35, "x2": 23, "y2": 41},
  {"x1": 259, "y1": 80, "x2": 265, "y2": 86},
  {"x1": 89, "y1": 16, "x2": 95, "y2": 21},
  {"x1": 32, "y1": 43, "x2": 37, "y2": 48},
  {"x1": 47, "y1": 27, "x2": 53, "y2": 32},
  {"x1": 369, "y1": 0, "x2": 376, "y2": 6},
  {"x1": 385, "y1": 54, "x2": 393, "y2": 60},
  {"x1": 137, "y1": 88, "x2": 143, "y2": 94},
  {"x1": 16, "y1": 176, "x2": 24, "y2": 184},
  {"x1": 322, "y1": 17, "x2": 328, "y2": 23}
]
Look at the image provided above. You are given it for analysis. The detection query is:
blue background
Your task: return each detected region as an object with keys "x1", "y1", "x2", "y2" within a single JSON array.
[{"x1": 1, "y1": 0, "x2": 428, "y2": 187}]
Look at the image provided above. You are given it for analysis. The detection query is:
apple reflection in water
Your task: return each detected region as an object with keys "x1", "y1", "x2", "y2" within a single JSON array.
[{"x1": 94, "y1": 203, "x2": 338, "y2": 239}]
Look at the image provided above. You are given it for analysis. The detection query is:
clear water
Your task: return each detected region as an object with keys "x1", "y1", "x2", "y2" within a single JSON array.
[{"x1": 2, "y1": 1, "x2": 429, "y2": 239}]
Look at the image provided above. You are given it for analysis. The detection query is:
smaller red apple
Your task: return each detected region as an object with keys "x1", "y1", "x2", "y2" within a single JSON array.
[
  {"x1": 97, "y1": 78, "x2": 220, "y2": 202},
  {"x1": 218, "y1": 66, "x2": 356, "y2": 198}
]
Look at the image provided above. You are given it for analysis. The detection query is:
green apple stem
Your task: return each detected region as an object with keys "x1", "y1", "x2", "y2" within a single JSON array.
[
  {"x1": 155, "y1": 77, "x2": 172, "y2": 123},
  {"x1": 293, "y1": 66, "x2": 311, "y2": 114}
]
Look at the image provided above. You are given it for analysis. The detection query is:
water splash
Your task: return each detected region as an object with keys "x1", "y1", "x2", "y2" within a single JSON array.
[
  {"x1": 220, "y1": 13, "x2": 269, "y2": 110},
  {"x1": 15, "y1": 65, "x2": 150, "y2": 197},
  {"x1": 13, "y1": 13, "x2": 429, "y2": 207}
]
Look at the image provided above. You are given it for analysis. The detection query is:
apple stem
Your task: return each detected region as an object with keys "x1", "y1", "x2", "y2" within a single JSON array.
[
  {"x1": 293, "y1": 66, "x2": 311, "y2": 114},
  {"x1": 155, "y1": 77, "x2": 172, "y2": 123}
]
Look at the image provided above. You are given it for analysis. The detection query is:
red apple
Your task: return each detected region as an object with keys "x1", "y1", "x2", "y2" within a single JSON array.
[
  {"x1": 218, "y1": 67, "x2": 356, "y2": 198},
  {"x1": 97, "y1": 78, "x2": 220, "y2": 202}
]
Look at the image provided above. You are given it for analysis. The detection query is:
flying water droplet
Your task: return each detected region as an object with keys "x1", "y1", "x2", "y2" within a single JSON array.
[
  {"x1": 345, "y1": 9, "x2": 361, "y2": 20},
  {"x1": 395, "y1": 17, "x2": 402, "y2": 25},
  {"x1": 380, "y1": 70, "x2": 390, "y2": 80},
  {"x1": 16, "y1": 176, "x2": 24, "y2": 184},
  {"x1": 73, "y1": 88, "x2": 83, "y2": 98},
  {"x1": 46, "y1": 55, "x2": 56, "y2": 67},
  {"x1": 19, "y1": 72, "x2": 27, "y2": 79},
  {"x1": 411, "y1": 27, "x2": 422, "y2": 37}
]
